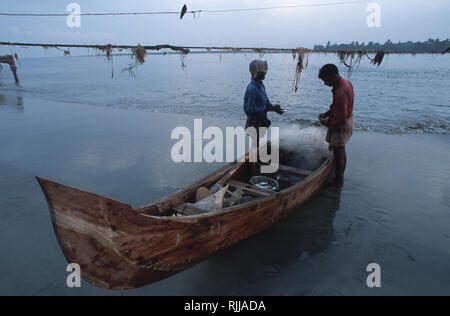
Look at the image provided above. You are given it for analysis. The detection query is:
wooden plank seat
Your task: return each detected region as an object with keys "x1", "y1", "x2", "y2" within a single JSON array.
[
  {"x1": 226, "y1": 179, "x2": 275, "y2": 197},
  {"x1": 216, "y1": 162, "x2": 245, "y2": 187},
  {"x1": 276, "y1": 164, "x2": 313, "y2": 178}
]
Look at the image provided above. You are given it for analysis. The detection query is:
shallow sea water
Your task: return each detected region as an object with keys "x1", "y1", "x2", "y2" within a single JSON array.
[
  {"x1": 0, "y1": 97, "x2": 449, "y2": 295},
  {"x1": 1, "y1": 53, "x2": 449, "y2": 134}
]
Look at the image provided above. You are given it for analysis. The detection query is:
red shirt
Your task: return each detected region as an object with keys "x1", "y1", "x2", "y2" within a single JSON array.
[{"x1": 326, "y1": 77, "x2": 354, "y2": 129}]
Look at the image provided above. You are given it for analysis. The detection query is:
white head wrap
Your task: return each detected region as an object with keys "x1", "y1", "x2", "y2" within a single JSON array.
[{"x1": 249, "y1": 60, "x2": 268, "y2": 79}]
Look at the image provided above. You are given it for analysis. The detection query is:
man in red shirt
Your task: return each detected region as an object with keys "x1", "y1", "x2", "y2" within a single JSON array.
[{"x1": 318, "y1": 64, "x2": 354, "y2": 189}]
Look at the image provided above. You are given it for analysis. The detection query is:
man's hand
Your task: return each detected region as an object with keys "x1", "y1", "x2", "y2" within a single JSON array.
[
  {"x1": 318, "y1": 113, "x2": 329, "y2": 126},
  {"x1": 271, "y1": 104, "x2": 285, "y2": 115}
]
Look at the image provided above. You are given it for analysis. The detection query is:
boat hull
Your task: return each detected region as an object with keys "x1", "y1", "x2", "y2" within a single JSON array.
[{"x1": 37, "y1": 158, "x2": 334, "y2": 290}]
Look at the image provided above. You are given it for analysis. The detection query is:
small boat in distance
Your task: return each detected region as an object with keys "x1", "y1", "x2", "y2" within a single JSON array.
[{"x1": 36, "y1": 145, "x2": 334, "y2": 290}]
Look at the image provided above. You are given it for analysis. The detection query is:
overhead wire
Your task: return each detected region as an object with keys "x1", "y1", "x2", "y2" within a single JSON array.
[{"x1": 0, "y1": 0, "x2": 370, "y2": 17}]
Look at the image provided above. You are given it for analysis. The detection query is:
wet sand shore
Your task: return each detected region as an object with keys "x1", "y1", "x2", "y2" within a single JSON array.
[{"x1": 0, "y1": 96, "x2": 449, "y2": 295}]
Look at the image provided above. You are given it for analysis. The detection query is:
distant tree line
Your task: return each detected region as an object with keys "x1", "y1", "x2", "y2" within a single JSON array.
[{"x1": 314, "y1": 38, "x2": 450, "y2": 52}]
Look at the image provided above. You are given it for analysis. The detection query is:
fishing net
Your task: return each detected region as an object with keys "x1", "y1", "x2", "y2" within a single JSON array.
[
  {"x1": 292, "y1": 48, "x2": 309, "y2": 92},
  {"x1": 280, "y1": 124, "x2": 328, "y2": 171},
  {"x1": 337, "y1": 50, "x2": 364, "y2": 78}
]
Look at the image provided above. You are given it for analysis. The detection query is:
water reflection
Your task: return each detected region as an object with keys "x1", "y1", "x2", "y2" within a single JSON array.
[
  {"x1": 0, "y1": 94, "x2": 24, "y2": 112},
  {"x1": 187, "y1": 186, "x2": 341, "y2": 294}
]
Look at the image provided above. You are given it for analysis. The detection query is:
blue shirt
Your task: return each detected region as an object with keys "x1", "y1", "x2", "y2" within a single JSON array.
[{"x1": 243, "y1": 79, "x2": 271, "y2": 123}]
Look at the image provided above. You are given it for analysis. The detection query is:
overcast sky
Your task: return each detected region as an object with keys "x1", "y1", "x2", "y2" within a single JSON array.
[{"x1": 0, "y1": 0, "x2": 449, "y2": 57}]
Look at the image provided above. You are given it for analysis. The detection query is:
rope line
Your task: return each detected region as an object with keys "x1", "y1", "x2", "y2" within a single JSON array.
[
  {"x1": 201, "y1": 0, "x2": 369, "y2": 13},
  {"x1": 0, "y1": 42, "x2": 446, "y2": 55},
  {"x1": 0, "y1": 0, "x2": 369, "y2": 17},
  {"x1": 0, "y1": 11, "x2": 192, "y2": 17}
]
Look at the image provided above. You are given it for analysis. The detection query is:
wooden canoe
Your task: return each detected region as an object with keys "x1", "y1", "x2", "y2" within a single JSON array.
[{"x1": 36, "y1": 148, "x2": 334, "y2": 290}]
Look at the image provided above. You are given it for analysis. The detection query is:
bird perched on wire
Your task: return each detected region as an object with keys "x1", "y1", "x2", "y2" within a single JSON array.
[{"x1": 180, "y1": 4, "x2": 187, "y2": 20}]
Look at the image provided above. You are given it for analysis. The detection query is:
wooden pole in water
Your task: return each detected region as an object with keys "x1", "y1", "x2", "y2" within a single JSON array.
[{"x1": 0, "y1": 55, "x2": 19, "y2": 83}]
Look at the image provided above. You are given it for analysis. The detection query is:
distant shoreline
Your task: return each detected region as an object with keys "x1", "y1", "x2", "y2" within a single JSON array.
[{"x1": 314, "y1": 38, "x2": 450, "y2": 54}]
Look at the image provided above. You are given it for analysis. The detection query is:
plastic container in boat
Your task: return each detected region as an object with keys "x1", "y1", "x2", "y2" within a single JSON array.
[{"x1": 250, "y1": 176, "x2": 280, "y2": 191}]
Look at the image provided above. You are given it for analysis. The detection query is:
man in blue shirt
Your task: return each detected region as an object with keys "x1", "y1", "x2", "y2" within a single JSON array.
[
  {"x1": 244, "y1": 60, "x2": 284, "y2": 134},
  {"x1": 244, "y1": 60, "x2": 284, "y2": 173}
]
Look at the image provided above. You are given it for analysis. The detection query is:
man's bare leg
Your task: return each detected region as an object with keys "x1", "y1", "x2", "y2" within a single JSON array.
[{"x1": 332, "y1": 146, "x2": 346, "y2": 189}]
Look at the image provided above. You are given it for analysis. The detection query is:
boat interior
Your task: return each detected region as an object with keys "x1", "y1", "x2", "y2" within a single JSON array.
[{"x1": 138, "y1": 145, "x2": 330, "y2": 217}]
